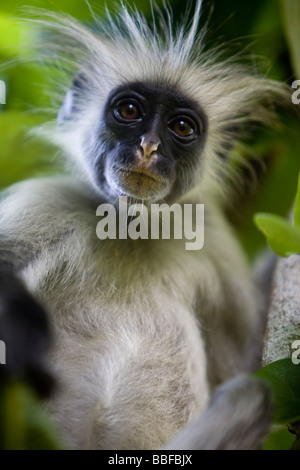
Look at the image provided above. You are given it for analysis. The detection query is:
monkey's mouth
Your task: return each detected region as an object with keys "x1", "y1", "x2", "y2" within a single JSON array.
[{"x1": 115, "y1": 168, "x2": 167, "y2": 199}]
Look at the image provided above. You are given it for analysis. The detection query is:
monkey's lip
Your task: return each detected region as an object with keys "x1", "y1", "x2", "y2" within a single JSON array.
[
  {"x1": 116, "y1": 168, "x2": 166, "y2": 198},
  {"x1": 119, "y1": 168, "x2": 164, "y2": 183}
]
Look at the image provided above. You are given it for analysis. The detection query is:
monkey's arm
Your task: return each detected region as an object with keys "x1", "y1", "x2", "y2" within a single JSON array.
[
  {"x1": 191, "y1": 204, "x2": 265, "y2": 388},
  {"x1": 0, "y1": 177, "x2": 81, "y2": 393},
  {"x1": 0, "y1": 258, "x2": 52, "y2": 395},
  {"x1": 164, "y1": 375, "x2": 273, "y2": 450}
]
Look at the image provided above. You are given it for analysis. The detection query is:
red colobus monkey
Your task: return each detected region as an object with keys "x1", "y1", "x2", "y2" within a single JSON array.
[{"x1": 0, "y1": 1, "x2": 288, "y2": 449}]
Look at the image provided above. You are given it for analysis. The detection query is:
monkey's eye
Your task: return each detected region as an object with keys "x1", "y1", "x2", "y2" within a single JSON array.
[
  {"x1": 113, "y1": 100, "x2": 143, "y2": 123},
  {"x1": 168, "y1": 117, "x2": 197, "y2": 142},
  {"x1": 173, "y1": 121, "x2": 194, "y2": 137}
]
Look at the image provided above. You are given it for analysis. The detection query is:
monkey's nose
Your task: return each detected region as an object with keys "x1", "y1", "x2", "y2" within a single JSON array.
[{"x1": 139, "y1": 135, "x2": 160, "y2": 159}]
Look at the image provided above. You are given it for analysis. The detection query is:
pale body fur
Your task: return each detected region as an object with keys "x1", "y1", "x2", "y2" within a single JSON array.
[
  {"x1": 0, "y1": 176, "x2": 259, "y2": 449},
  {"x1": 0, "y1": 2, "x2": 287, "y2": 449}
]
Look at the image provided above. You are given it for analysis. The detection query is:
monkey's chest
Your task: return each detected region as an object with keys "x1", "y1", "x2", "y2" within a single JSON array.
[{"x1": 46, "y1": 286, "x2": 209, "y2": 449}]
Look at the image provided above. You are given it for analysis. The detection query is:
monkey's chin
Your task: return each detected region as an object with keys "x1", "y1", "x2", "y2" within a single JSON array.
[{"x1": 109, "y1": 169, "x2": 170, "y2": 202}]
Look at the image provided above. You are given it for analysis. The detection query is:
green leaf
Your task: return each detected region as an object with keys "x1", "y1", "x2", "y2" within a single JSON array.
[
  {"x1": 254, "y1": 359, "x2": 300, "y2": 424},
  {"x1": 294, "y1": 173, "x2": 300, "y2": 227},
  {"x1": 254, "y1": 213, "x2": 300, "y2": 257},
  {"x1": 263, "y1": 424, "x2": 295, "y2": 450}
]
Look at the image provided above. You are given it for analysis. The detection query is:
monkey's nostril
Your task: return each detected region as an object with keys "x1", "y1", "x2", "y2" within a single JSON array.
[{"x1": 139, "y1": 135, "x2": 160, "y2": 158}]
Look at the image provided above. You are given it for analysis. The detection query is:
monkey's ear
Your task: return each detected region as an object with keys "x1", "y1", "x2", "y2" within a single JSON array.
[{"x1": 57, "y1": 71, "x2": 88, "y2": 124}]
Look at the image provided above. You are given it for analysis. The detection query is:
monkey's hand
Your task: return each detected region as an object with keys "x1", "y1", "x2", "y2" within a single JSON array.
[{"x1": 0, "y1": 274, "x2": 54, "y2": 397}]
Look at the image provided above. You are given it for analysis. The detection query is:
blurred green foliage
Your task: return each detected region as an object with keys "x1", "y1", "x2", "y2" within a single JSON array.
[
  {"x1": 0, "y1": 0, "x2": 300, "y2": 451},
  {"x1": 0, "y1": 380, "x2": 62, "y2": 450}
]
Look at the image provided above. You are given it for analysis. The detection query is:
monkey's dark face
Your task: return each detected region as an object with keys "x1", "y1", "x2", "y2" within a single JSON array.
[{"x1": 95, "y1": 82, "x2": 208, "y2": 203}]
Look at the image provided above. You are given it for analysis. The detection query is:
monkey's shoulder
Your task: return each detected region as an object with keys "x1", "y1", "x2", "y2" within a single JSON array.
[{"x1": 0, "y1": 176, "x2": 97, "y2": 247}]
